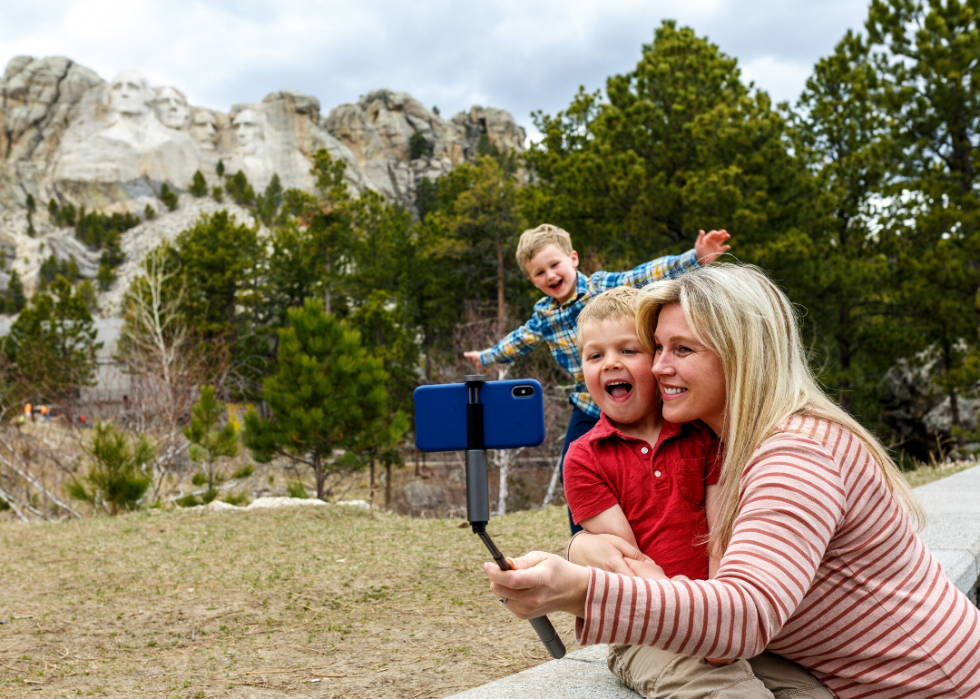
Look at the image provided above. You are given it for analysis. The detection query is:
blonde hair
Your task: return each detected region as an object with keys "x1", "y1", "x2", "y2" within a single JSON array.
[
  {"x1": 635, "y1": 263, "x2": 923, "y2": 553},
  {"x1": 516, "y1": 224, "x2": 573, "y2": 275},
  {"x1": 576, "y1": 287, "x2": 639, "y2": 353}
]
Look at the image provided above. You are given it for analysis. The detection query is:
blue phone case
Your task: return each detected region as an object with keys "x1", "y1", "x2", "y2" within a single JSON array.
[{"x1": 414, "y1": 379, "x2": 546, "y2": 452}]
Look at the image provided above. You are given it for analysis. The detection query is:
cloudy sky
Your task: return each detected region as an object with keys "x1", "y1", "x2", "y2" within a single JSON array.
[{"x1": 2, "y1": 0, "x2": 869, "y2": 140}]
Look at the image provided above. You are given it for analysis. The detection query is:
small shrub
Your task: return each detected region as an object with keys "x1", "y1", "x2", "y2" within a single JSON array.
[
  {"x1": 232, "y1": 464, "x2": 255, "y2": 479},
  {"x1": 223, "y1": 492, "x2": 249, "y2": 506},
  {"x1": 191, "y1": 472, "x2": 207, "y2": 486},
  {"x1": 200, "y1": 489, "x2": 218, "y2": 504},
  {"x1": 0, "y1": 498, "x2": 9, "y2": 512},
  {"x1": 144, "y1": 204, "x2": 156, "y2": 220},
  {"x1": 175, "y1": 494, "x2": 200, "y2": 508},
  {"x1": 25, "y1": 194, "x2": 36, "y2": 213},
  {"x1": 286, "y1": 481, "x2": 307, "y2": 499},
  {"x1": 188, "y1": 170, "x2": 208, "y2": 197},
  {"x1": 66, "y1": 423, "x2": 155, "y2": 515},
  {"x1": 212, "y1": 186, "x2": 223, "y2": 202},
  {"x1": 409, "y1": 131, "x2": 429, "y2": 160},
  {"x1": 216, "y1": 159, "x2": 225, "y2": 177},
  {"x1": 159, "y1": 183, "x2": 178, "y2": 211}
]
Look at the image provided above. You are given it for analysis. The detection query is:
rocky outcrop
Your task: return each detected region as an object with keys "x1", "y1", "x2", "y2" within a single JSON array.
[
  {"x1": 0, "y1": 56, "x2": 526, "y2": 305},
  {"x1": 1, "y1": 56, "x2": 525, "y2": 217}
]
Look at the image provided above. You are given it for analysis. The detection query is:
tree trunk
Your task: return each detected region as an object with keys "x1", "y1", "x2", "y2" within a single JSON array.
[
  {"x1": 496, "y1": 231, "x2": 506, "y2": 336},
  {"x1": 314, "y1": 451, "x2": 325, "y2": 500},
  {"x1": 369, "y1": 457, "x2": 375, "y2": 510},
  {"x1": 385, "y1": 461, "x2": 392, "y2": 510},
  {"x1": 838, "y1": 302, "x2": 852, "y2": 415}
]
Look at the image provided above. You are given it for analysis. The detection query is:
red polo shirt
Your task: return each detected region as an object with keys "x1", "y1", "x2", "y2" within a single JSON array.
[{"x1": 563, "y1": 414, "x2": 721, "y2": 580}]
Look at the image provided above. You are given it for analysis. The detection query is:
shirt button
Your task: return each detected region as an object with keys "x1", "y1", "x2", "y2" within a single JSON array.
[
  {"x1": 641, "y1": 447, "x2": 649, "y2": 454},
  {"x1": 655, "y1": 470, "x2": 662, "y2": 478}
]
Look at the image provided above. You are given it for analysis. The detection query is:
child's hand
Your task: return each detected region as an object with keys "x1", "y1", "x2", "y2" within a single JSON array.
[
  {"x1": 694, "y1": 229, "x2": 731, "y2": 265},
  {"x1": 463, "y1": 351, "x2": 483, "y2": 370}
]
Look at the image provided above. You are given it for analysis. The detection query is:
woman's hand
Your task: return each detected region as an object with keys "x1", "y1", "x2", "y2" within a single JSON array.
[
  {"x1": 568, "y1": 532, "x2": 653, "y2": 576},
  {"x1": 485, "y1": 551, "x2": 591, "y2": 620}
]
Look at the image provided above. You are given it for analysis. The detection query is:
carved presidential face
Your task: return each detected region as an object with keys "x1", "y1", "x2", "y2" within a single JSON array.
[
  {"x1": 191, "y1": 109, "x2": 218, "y2": 150},
  {"x1": 109, "y1": 70, "x2": 152, "y2": 116},
  {"x1": 154, "y1": 87, "x2": 190, "y2": 130},
  {"x1": 232, "y1": 109, "x2": 263, "y2": 155}
]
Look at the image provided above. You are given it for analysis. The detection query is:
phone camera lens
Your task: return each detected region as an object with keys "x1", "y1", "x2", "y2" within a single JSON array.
[{"x1": 512, "y1": 385, "x2": 534, "y2": 398}]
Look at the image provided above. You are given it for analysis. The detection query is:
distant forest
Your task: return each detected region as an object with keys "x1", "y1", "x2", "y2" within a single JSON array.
[{"x1": 9, "y1": 0, "x2": 980, "y2": 476}]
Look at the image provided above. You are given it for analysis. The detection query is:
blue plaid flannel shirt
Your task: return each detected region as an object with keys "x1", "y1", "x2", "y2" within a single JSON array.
[{"x1": 477, "y1": 249, "x2": 700, "y2": 417}]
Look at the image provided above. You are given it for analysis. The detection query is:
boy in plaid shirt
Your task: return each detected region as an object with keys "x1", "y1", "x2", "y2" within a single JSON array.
[{"x1": 464, "y1": 224, "x2": 730, "y2": 534}]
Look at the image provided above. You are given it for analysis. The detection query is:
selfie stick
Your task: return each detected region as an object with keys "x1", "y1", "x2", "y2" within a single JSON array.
[{"x1": 464, "y1": 374, "x2": 566, "y2": 660}]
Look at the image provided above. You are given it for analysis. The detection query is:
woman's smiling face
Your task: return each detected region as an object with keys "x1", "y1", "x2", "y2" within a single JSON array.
[{"x1": 652, "y1": 303, "x2": 727, "y2": 434}]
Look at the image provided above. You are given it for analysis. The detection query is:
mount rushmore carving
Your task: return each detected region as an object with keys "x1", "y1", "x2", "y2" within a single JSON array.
[{"x1": 0, "y1": 55, "x2": 526, "y2": 216}]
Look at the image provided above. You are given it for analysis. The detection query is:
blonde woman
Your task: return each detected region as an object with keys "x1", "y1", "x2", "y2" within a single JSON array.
[{"x1": 486, "y1": 264, "x2": 980, "y2": 698}]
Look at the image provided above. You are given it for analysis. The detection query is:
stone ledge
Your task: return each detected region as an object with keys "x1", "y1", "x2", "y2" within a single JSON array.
[{"x1": 448, "y1": 465, "x2": 980, "y2": 698}]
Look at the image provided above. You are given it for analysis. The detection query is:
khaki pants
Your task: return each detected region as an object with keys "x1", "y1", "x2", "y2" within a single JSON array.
[{"x1": 608, "y1": 644, "x2": 833, "y2": 699}]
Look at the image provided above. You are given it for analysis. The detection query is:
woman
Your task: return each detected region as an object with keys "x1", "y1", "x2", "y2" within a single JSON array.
[{"x1": 486, "y1": 264, "x2": 980, "y2": 698}]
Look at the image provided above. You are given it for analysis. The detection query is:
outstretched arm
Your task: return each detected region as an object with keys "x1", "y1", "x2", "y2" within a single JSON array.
[
  {"x1": 694, "y1": 229, "x2": 731, "y2": 266},
  {"x1": 465, "y1": 314, "x2": 545, "y2": 368}
]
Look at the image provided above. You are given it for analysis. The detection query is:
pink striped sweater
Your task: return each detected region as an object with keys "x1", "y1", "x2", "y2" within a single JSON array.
[{"x1": 577, "y1": 416, "x2": 980, "y2": 698}]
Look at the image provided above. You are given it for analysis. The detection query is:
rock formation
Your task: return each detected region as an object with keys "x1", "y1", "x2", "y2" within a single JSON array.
[
  {"x1": 0, "y1": 55, "x2": 526, "y2": 306},
  {"x1": 1, "y1": 56, "x2": 525, "y2": 215}
]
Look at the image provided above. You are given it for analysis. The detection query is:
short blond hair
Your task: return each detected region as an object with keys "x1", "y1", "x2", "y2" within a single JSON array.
[
  {"x1": 576, "y1": 286, "x2": 639, "y2": 353},
  {"x1": 516, "y1": 224, "x2": 573, "y2": 276}
]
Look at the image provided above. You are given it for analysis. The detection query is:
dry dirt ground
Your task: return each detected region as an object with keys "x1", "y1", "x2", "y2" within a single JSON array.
[{"x1": 0, "y1": 504, "x2": 580, "y2": 698}]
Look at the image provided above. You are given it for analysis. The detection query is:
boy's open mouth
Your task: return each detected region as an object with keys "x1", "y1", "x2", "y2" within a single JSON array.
[{"x1": 605, "y1": 381, "x2": 632, "y2": 399}]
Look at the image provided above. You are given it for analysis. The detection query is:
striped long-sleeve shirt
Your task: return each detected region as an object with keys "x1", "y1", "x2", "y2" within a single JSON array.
[
  {"x1": 477, "y1": 250, "x2": 699, "y2": 417},
  {"x1": 577, "y1": 416, "x2": 980, "y2": 698}
]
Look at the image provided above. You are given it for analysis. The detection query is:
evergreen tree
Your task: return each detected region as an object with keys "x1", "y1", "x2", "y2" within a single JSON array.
[
  {"x1": 184, "y1": 385, "x2": 239, "y2": 494},
  {"x1": 212, "y1": 186, "x2": 223, "y2": 202},
  {"x1": 225, "y1": 171, "x2": 255, "y2": 206},
  {"x1": 216, "y1": 159, "x2": 225, "y2": 177},
  {"x1": 159, "y1": 182, "x2": 178, "y2": 211},
  {"x1": 867, "y1": 0, "x2": 980, "y2": 438},
  {"x1": 7, "y1": 276, "x2": 101, "y2": 406},
  {"x1": 169, "y1": 210, "x2": 262, "y2": 339},
  {"x1": 25, "y1": 194, "x2": 35, "y2": 213},
  {"x1": 144, "y1": 204, "x2": 156, "y2": 220},
  {"x1": 790, "y1": 31, "x2": 900, "y2": 419},
  {"x1": 5, "y1": 270, "x2": 25, "y2": 314},
  {"x1": 243, "y1": 300, "x2": 389, "y2": 499},
  {"x1": 189, "y1": 170, "x2": 208, "y2": 197},
  {"x1": 66, "y1": 423, "x2": 154, "y2": 515},
  {"x1": 523, "y1": 20, "x2": 806, "y2": 269}
]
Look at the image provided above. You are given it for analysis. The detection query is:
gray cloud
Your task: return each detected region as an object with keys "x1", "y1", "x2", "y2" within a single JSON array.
[{"x1": 1, "y1": 0, "x2": 871, "y2": 140}]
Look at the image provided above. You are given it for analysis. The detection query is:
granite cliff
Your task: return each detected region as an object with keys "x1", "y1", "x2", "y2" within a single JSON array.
[{"x1": 0, "y1": 56, "x2": 526, "y2": 301}]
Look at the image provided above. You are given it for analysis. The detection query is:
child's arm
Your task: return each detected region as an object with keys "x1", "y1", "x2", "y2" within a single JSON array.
[
  {"x1": 595, "y1": 229, "x2": 732, "y2": 292},
  {"x1": 464, "y1": 314, "x2": 545, "y2": 369},
  {"x1": 579, "y1": 504, "x2": 639, "y2": 548},
  {"x1": 694, "y1": 229, "x2": 731, "y2": 266}
]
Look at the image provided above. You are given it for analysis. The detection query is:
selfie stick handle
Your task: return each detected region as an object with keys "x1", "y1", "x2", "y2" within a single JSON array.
[{"x1": 464, "y1": 375, "x2": 566, "y2": 660}]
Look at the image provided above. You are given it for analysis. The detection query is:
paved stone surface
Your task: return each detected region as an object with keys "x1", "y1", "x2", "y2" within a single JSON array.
[
  {"x1": 448, "y1": 466, "x2": 980, "y2": 698},
  {"x1": 449, "y1": 645, "x2": 638, "y2": 699}
]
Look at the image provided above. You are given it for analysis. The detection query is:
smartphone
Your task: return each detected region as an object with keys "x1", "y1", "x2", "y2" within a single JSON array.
[{"x1": 414, "y1": 379, "x2": 546, "y2": 452}]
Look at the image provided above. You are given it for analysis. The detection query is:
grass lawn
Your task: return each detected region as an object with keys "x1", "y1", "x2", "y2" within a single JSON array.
[{"x1": 0, "y1": 504, "x2": 579, "y2": 698}]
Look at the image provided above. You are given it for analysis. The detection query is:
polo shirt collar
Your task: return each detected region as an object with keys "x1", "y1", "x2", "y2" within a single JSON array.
[{"x1": 590, "y1": 411, "x2": 682, "y2": 444}]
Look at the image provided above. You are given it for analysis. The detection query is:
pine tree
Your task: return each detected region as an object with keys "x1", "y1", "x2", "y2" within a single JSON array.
[
  {"x1": 5, "y1": 270, "x2": 25, "y2": 314},
  {"x1": 144, "y1": 204, "x2": 156, "y2": 220},
  {"x1": 6, "y1": 276, "x2": 101, "y2": 405},
  {"x1": 25, "y1": 194, "x2": 35, "y2": 213},
  {"x1": 243, "y1": 300, "x2": 389, "y2": 499},
  {"x1": 159, "y1": 183, "x2": 178, "y2": 211},
  {"x1": 66, "y1": 423, "x2": 154, "y2": 515},
  {"x1": 216, "y1": 159, "x2": 225, "y2": 177},
  {"x1": 184, "y1": 386, "x2": 239, "y2": 494},
  {"x1": 189, "y1": 170, "x2": 208, "y2": 197}
]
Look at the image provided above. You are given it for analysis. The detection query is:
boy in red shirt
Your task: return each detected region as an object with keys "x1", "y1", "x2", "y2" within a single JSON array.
[{"x1": 563, "y1": 286, "x2": 829, "y2": 699}]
